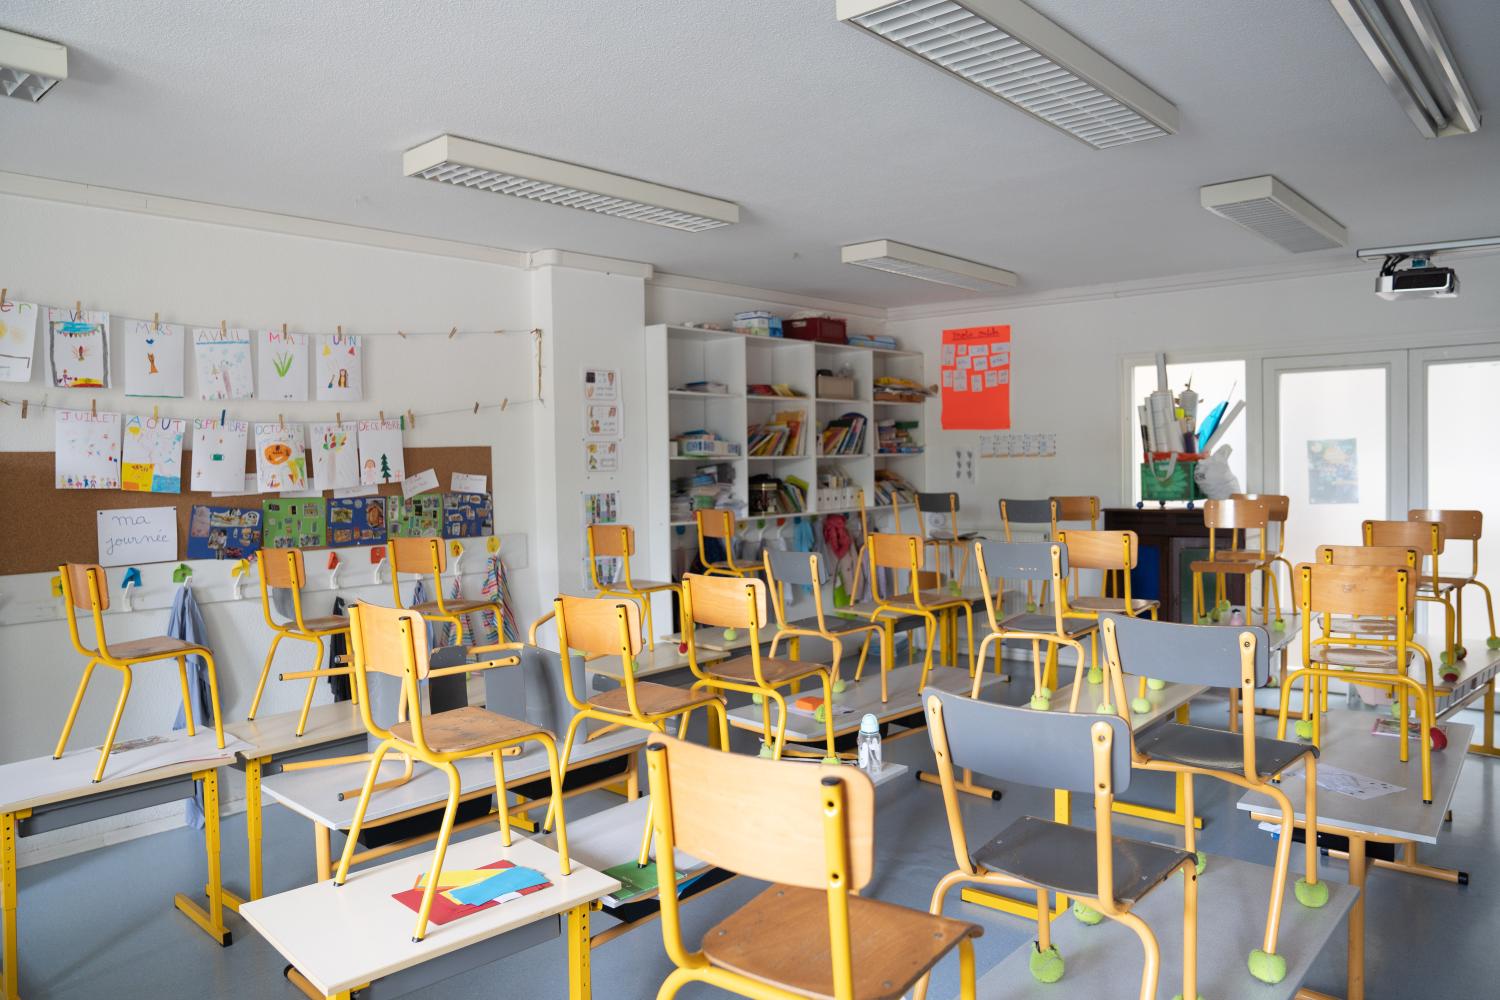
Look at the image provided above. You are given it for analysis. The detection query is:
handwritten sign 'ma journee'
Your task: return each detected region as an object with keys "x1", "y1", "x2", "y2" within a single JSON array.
[{"x1": 97, "y1": 506, "x2": 178, "y2": 567}]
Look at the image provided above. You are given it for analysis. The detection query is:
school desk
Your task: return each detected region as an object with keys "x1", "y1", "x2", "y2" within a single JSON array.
[
  {"x1": 239, "y1": 835, "x2": 618, "y2": 1000},
  {"x1": 967, "y1": 854, "x2": 1357, "y2": 1000},
  {"x1": 223, "y1": 701, "x2": 368, "y2": 906},
  {"x1": 1410, "y1": 636, "x2": 1500, "y2": 756},
  {"x1": 0, "y1": 730, "x2": 248, "y2": 999},
  {"x1": 260, "y1": 725, "x2": 647, "y2": 882},
  {"x1": 581, "y1": 641, "x2": 729, "y2": 683},
  {"x1": 1238, "y1": 710, "x2": 1472, "y2": 1000}
]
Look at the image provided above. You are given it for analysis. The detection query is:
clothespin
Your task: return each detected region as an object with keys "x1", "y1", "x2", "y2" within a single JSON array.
[
  {"x1": 449, "y1": 540, "x2": 464, "y2": 579},
  {"x1": 153, "y1": 311, "x2": 159, "y2": 327},
  {"x1": 0, "y1": 288, "x2": 7, "y2": 308},
  {"x1": 379, "y1": 410, "x2": 385, "y2": 423},
  {"x1": 448, "y1": 326, "x2": 457, "y2": 339},
  {"x1": 327, "y1": 551, "x2": 342, "y2": 588},
  {"x1": 20, "y1": 400, "x2": 28, "y2": 419},
  {"x1": 279, "y1": 412, "x2": 285, "y2": 428},
  {"x1": 120, "y1": 567, "x2": 142, "y2": 611},
  {"x1": 397, "y1": 329, "x2": 407, "y2": 339},
  {"x1": 370, "y1": 545, "x2": 387, "y2": 584},
  {"x1": 406, "y1": 408, "x2": 415, "y2": 429},
  {"x1": 90, "y1": 398, "x2": 97, "y2": 416},
  {"x1": 172, "y1": 563, "x2": 193, "y2": 585},
  {"x1": 229, "y1": 559, "x2": 250, "y2": 599},
  {"x1": 220, "y1": 408, "x2": 227, "y2": 427},
  {"x1": 74, "y1": 300, "x2": 81, "y2": 319},
  {"x1": 220, "y1": 320, "x2": 227, "y2": 335},
  {"x1": 501, "y1": 398, "x2": 508, "y2": 412},
  {"x1": 281, "y1": 323, "x2": 288, "y2": 336},
  {"x1": 337, "y1": 324, "x2": 343, "y2": 338},
  {"x1": 473, "y1": 401, "x2": 480, "y2": 415},
  {"x1": 152, "y1": 404, "x2": 159, "y2": 422},
  {"x1": 336, "y1": 411, "x2": 342, "y2": 426},
  {"x1": 50, "y1": 574, "x2": 63, "y2": 599}
]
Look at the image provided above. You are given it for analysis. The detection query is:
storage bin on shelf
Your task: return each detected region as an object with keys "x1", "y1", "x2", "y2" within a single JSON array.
[{"x1": 1138, "y1": 451, "x2": 1205, "y2": 508}]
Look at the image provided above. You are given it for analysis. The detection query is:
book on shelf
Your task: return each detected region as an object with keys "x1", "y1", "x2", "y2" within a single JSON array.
[
  {"x1": 748, "y1": 410, "x2": 805, "y2": 456},
  {"x1": 747, "y1": 383, "x2": 804, "y2": 397},
  {"x1": 819, "y1": 412, "x2": 867, "y2": 456},
  {"x1": 876, "y1": 418, "x2": 922, "y2": 454},
  {"x1": 678, "y1": 380, "x2": 729, "y2": 394}
]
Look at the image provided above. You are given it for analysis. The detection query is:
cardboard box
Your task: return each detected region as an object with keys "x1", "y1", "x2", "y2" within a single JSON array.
[{"x1": 817, "y1": 374, "x2": 856, "y2": 400}]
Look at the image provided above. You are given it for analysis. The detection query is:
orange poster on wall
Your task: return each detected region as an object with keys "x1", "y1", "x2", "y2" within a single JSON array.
[{"x1": 940, "y1": 325, "x2": 1010, "y2": 430}]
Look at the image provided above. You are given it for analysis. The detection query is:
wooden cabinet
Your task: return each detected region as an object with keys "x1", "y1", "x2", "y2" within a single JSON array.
[{"x1": 1103, "y1": 507, "x2": 1240, "y2": 623}]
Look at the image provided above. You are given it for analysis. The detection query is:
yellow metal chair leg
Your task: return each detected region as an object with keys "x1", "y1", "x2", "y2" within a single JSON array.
[
  {"x1": 54, "y1": 658, "x2": 98, "y2": 760},
  {"x1": 537, "y1": 734, "x2": 571, "y2": 875},
  {"x1": 92, "y1": 666, "x2": 134, "y2": 783},
  {"x1": 544, "y1": 713, "x2": 586, "y2": 833},
  {"x1": 491, "y1": 750, "x2": 513, "y2": 848},
  {"x1": 1182, "y1": 866, "x2": 1199, "y2": 1000},
  {"x1": 202, "y1": 651, "x2": 226, "y2": 750},
  {"x1": 294, "y1": 636, "x2": 326, "y2": 737},
  {"x1": 247, "y1": 632, "x2": 285, "y2": 721},
  {"x1": 334, "y1": 741, "x2": 395, "y2": 884},
  {"x1": 1113, "y1": 909, "x2": 1162, "y2": 1000},
  {"x1": 175, "y1": 657, "x2": 197, "y2": 737},
  {"x1": 410, "y1": 762, "x2": 463, "y2": 941}
]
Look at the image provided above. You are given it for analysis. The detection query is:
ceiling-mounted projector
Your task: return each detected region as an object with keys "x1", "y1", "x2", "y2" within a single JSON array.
[{"x1": 1376, "y1": 260, "x2": 1458, "y2": 300}]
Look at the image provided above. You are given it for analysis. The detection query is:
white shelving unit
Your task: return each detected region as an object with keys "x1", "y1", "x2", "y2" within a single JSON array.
[{"x1": 644, "y1": 324, "x2": 926, "y2": 582}]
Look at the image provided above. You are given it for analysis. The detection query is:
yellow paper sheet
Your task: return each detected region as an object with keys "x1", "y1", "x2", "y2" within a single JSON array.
[{"x1": 413, "y1": 869, "x2": 498, "y2": 890}]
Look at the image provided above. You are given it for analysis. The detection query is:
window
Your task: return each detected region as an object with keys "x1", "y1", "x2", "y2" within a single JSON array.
[{"x1": 1129, "y1": 359, "x2": 1246, "y2": 506}]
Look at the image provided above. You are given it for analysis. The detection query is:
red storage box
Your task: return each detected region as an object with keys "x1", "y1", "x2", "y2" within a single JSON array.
[{"x1": 784, "y1": 317, "x2": 847, "y2": 344}]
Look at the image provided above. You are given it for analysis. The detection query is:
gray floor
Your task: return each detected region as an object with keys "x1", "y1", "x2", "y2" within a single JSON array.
[{"x1": 10, "y1": 688, "x2": 1499, "y2": 999}]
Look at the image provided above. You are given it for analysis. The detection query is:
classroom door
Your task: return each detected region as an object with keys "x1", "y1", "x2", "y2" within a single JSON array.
[{"x1": 1261, "y1": 351, "x2": 1409, "y2": 567}]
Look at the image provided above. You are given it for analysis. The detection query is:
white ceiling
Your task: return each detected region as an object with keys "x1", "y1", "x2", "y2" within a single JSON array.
[{"x1": 2, "y1": 0, "x2": 1497, "y2": 307}]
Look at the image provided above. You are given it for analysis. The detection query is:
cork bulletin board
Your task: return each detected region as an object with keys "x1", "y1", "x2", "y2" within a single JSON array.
[{"x1": 0, "y1": 446, "x2": 492, "y2": 575}]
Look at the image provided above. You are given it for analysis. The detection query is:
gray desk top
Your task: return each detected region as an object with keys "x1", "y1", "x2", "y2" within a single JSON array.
[
  {"x1": 1051, "y1": 674, "x2": 1207, "y2": 732},
  {"x1": 966, "y1": 854, "x2": 1356, "y2": 999},
  {"x1": 226, "y1": 702, "x2": 367, "y2": 761},
  {"x1": 585, "y1": 642, "x2": 729, "y2": 681},
  {"x1": 1237, "y1": 710, "x2": 1471, "y2": 844},
  {"x1": 727, "y1": 663, "x2": 1003, "y2": 742}
]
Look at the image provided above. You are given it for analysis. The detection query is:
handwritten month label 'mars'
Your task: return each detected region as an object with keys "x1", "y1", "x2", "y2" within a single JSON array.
[{"x1": 97, "y1": 506, "x2": 177, "y2": 567}]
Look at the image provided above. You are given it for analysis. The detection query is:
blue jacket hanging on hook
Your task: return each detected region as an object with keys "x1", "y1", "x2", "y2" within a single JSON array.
[{"x1": 168, "y1": 581, "x2": 212, "y2": 827}]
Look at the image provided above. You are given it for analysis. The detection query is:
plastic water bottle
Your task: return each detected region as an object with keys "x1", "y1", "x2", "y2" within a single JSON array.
[{"x1": 857, "y1": 713, "x2": 882, "y2": 774}]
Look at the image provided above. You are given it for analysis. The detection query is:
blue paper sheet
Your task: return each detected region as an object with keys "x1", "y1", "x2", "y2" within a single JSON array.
[{"x1": 447, "y1": 865, "x2": 550, "y2": 906}]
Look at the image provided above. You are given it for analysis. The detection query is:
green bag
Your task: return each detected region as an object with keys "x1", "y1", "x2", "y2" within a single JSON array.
[{"x1": 1140, "y1": 458, "x2": 1203, "y2": 503}]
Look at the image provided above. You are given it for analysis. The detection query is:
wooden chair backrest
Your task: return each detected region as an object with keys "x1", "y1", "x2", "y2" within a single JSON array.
[
  {"x1": 350, "y1": 601, "x2": 433, "y2": 679},
  {"x1": 682, "y1": 573, "x2": 767, "y2": 630},
  {"x1": 555, "y1": 594, "x2": 642, "y2": 658},
  {"x1": 1409, "y1": 509, "x2": 1481, "y2": 542},
  {"x1": 1050, "y1": 496, "x2": 1099, "y2": 523},
  {"x1": 391, "y1": 535, "x2": 444, "y2": 575},
  {"x1": 1364, "y1": 519, "x2": 1444, "y2": 556},
  {"x1": 1318, "y1": 544, "x2": 1417, "y2": 569},
  {"x1": 870, "y1": 532, "x2": 923, "y2": 571},
  {"x1": 62, "y1": 563, "x2": 108, "y2": 611},
  {"x1": 259, "y1": 547, "x2": 307, "y2": 589},
  {"x1": 1054, "y1": 529, "x2": 1137, "y2": 571},
  {"x1": 588, "y1": 524, "x2": 636, "y2": 558},
  {"x1": 696, "y1": 509, "x2": 735, "y2": 540},
  {"x1": 1203, "y1": 496, "x2": 1270, "y2": 531},
  {"x1": 1232, "y1": 493, "x2": 1289, "y2": 521},
  {"x1": 649, "y1": 733, "x2": 875, "y2": 890},
  {"x1": 1298, "y1": 563, "x2": 1413, "y2": 618}
]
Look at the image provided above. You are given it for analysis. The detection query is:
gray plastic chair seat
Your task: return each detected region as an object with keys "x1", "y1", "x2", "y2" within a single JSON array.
[
  {"x1": 1307, "y1": 645, "x2": 1416, "y2": 669},
  {"x1": 972, "y1": 816, "x2": 1191, "y2": 905},
  {"x1": 781, "y1": 614, "x2": 884, "y2": 636},
  {"x1": 995, "y1": 612, "x2": 1095, "y2": 637},
  {"x1": 1136, "y1": 723, "x2": 1313, "y2": 778},
  {"x1": 1069, "y1": 596, "x2": 1159, "y2": 614}
]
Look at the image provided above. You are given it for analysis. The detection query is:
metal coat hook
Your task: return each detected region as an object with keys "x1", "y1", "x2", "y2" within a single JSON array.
[
  {"x1": 230, "y1": 559, "x2": 251, "y2": 599},
  {"x1": 370, "y1": 545, "x2": 387, "y2": 584},
  {"x1": 120, "y1": 567, "x2": 142, "y2": 611},
  {"x1": 172, "y1": 563, "x2": 194, "y2": 586},
  {"x1": 449, "y1": 541, "x2": 465, "y2": 580},
  {"x1": 328, "y1": 551, "x2": 342, "y2": 588}
]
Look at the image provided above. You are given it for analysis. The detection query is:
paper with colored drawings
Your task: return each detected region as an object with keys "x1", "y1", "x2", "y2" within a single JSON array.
[
  {"x1": 0, "y1": 300, "x2": 40, "y2": 382},
  {"x1": 48, "y1": 308, "x2": 111, "y2": 388},
  {"x1": 124, "y1": 320, "x2": 186, "y2": 398},
  {"x1": 392, "y1": 860, "x2": 552, "y2": 926}
]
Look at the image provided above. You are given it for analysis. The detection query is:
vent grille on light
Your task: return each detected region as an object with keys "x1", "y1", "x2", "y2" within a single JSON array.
[
  {"x1": 404, "y1": 135, "x2": 739, "y2": 232},
  {"x1": 839, "y1": 0, "x2": 1177, "y2": 149},
  {"x1": 842, "y1": 240, "x2": 1019, "y2": 293},
  {"x1": 1201, "y1": 176, "x2": 1347, "y2": 253},
  {"x1": 0, "y1": 28, "x2": 67, "y2": 103}
]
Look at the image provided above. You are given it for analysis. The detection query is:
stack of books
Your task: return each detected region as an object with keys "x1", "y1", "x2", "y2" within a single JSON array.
[
  {"x1": 670, "y1": 463, "x2": 738, "y2": 522},
  {"x1": 873, "y1": 376, "x2": 929, "y2": 403},
  {"x1": 677, "y1": 380, "x2": 729, "y2": 394},
  {"x1": 848, "y1": 333, "x2": 897, "y2": 350},
  {"x1": 874, "y1": 469, "x2": 918, "y2": 508},
  {"x1": 674, "y1": 429, "x2": 740, "y2": 458},
  {"x1": 734, "y1": 311, "x2": 782, "y2": 337},
  {"x1": 876, "y1": 419, "x2": 922, "y2": 454},
  {"x1": 746, "y1": 383, "x2": 804, "y2": 397},
  {"x1": 748, "y1": 410, "x2": 805, "y2": 456},
  {"x1": 819, "y1": 412, "x2": 867, "y2": 456}
]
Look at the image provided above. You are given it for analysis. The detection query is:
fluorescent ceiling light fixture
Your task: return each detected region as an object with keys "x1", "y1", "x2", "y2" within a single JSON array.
[
  {"x1": 1201, "y1": 176, "x2": 1347, "y2": 253},
  {"x1": 841, "y1": 240, "x2": 1019, "y2": 292},
  {"x1": 403, "y1": 135, "x2": 738, "y2": 232},
  {"x1": 0, "y1": 27, "x2": 67, "y2": 102},
  {"x1": 1328, "y1": 0, "x2": 1479, "y2": 138},
  {"x1": 837, "y1": 0, "x2": 1177, "y2": 149}
]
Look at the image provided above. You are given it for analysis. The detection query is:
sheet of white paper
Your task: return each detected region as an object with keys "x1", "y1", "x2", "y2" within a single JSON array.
[
  {"x1": 192, "y1": 327, "x2": 254, "y2": 400},
  {"x1": 309, "y1": 421, "x2": 360, "y2": 492},
  {"x1": 0, "y1": 731, "x2": 252, "y2": 811},
  {"x1": 254, "y1": 422, "x2": 310, "y2": 492},
  {"x1": 357, "y1": 418, "x2": 405, "y2": 484},
  {"x1": 48, "y1": 308, "x2": 111, "y2": 388},
  {"x1": 401, "y1": 467, "x2": 439, "y2": 497},
  {"x1": 124, "y1": 320, "x2": 186, "y2": 397},
  {"x1": 97, "y1": 506, "x2": 177, "y2": 567},
  {"x1": 583, "y1": 368, "x2": 619, "y2": 401},
  {"x1": 190, "y1": 417, "x2": 249, "y2": 492},
  {"x1": 315, "y1": 332, "x2": 363, "y2": 401},
  {"x1": 121, "y1": 415, "x2": 186, "y2": 493},
  {"x1": 451, "y1": 472, "x2": 487, "y2": 493},
  {"x1": 0, "y1": 300, "x2": 40, "y2": 382},
  {"x1": 1283, "y1": 761, "x2": 1405, "y2": 800},
  {"x1": 212, "y1": 473, "x2": 259, "y2": 498},
  {"x1": 333, "y1": 484, "x2": 379, "y2": 499},
  {"x1": 55, "y1": 409, "x2": 123, "y2": 489},
  {"x1": 257, "y1": 329, "x2": 309, "y2": 401}
]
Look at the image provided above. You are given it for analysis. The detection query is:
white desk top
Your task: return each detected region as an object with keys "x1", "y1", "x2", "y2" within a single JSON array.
[
  {"x1": 261, "y1": 725, "x2": 645, "y2": 830},
  {"x1": 727, "y1": 663, "x2": 1002, "y2": 742},
  {"x1": 968, "y1": 854, "x2": 1356, "y2": 1000},
  {"x1": 1237, "y1": 710, "x2": 1472, "y2": 844},
  {"x1": 1052, "y1": 675, "x2": 1207, "y2": 733},
  {"x1": 225, "y1": 702, "x2": 367, "y2": 761},
  {"x1": 585, "y1": 642, "x2": 729, "y2": 681},
  {"x1": 0, "y1": 730, "x2": 250, "y2": 816},
  {"x1": 239, "y1": 835, "x2": 618, "y2": 997}
]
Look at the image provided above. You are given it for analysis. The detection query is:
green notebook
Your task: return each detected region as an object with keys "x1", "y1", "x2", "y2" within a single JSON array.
[{"x1": 603, "y1": 860, "x2": 684, "y2": 903}]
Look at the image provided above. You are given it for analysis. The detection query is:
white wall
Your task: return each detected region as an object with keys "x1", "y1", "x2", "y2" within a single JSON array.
[
  {"x1": 886, "y1": 256, "x2": 1500, "y2": 532},
  {"x1": 0, "y1": 192, "x2": 538, "y2": 775}
]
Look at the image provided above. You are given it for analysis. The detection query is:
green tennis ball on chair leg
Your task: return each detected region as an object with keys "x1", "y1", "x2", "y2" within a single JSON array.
[
  {"x1": 1146, "y1": 677, "x2": 1166, "y2": 691},
  {"x1": 1072, "y1": 901, "x2": 1103, "y2": 925},
  {"x1": 757, "y1": 741, "x2": 774, "y2": 759},
  {"x1": 1194, "y1": 851, "x2": 1206, "y2": 875},
  {"x1": 752, "y1": 692, "x2": 764, "y2": 705},
  {"x1": 1294, "y1": 719, "x2": 1314, "y2": 740},
  {"x1": 1488, "y1": 636, "x2": 1500, "y2": 650},
  {"x1": 1295, "y1": 878, "x2": 1330, "y2": 908},
  {"x1": 1087, "y1": 666, "x2": 1104, "y2": 685},
  {"x1": 1029, "y1": 692, "x2": 1052, "y2": 711},
  {"x1": 832, "y1": 678, "x2": 848, "y2": 695},
  {"x1": 1131, "y1": 696, "x2": 1152, "y2": 715},
  {"x1": 722, "y1": 627, "x2": 739, "y2": 641},
  {"x1": 1029, "y1": 944, "x2": 1065, "y2": 983},
  {"x1": 1249, "y1": 948, "x2": 1288, "y2": 984}
]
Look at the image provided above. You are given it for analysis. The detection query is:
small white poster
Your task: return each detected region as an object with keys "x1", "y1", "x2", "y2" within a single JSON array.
[
  {"x1": 97, "y1": 506, "x2": 177, "y2": 567},
  {"x1": 316, "y1": 332, "x2": 363, "y2": 401},
  {"x1": 309, "y1": 421, "x2": 360, "y2": 491},
  {"x1": 585, "y1": 440, "x2": 620, "y2": 473},
  {"x1": 255, "y1": 422, "x2": 310, "y2": 493},
  {"x1": 121, "y1": 415, "x2": 186, "y2": 493},
  {"x1": 125, "y1": 320, "x2": 186, "y2": 397},
  {"x1": 257, "y1": 329, "x2": 309, "y2": 402},
  {"x1": 357, "y1": 418, "x2": 405, "y2": 485},
  {"x1": 451, "y1": 472, "x2": 487, "y2": 493},
  {"x1": 584, "y1": 401, "x2": 622, "y2": 440},
  {"x1": 193, "y1": 327, "x2": 255, "y2": 400},
  {"x1": 55, "y1": 409, "x2": 123, "y2": 489},
  {"x1": 0, "y1": 299, "x2": 39, "y2": 382},
  {"x1": 48, "y1": 308, "x2": 111, "y2": 388},
  {"x1": 584, "y1": 368, "x2": 619, "y2": 402},
  {"x1": 190, "y1": 417, "x2": 250, "y2": 492},
  {"x1": 401, "y1": 467, "x2": 439, "y2": 498}
]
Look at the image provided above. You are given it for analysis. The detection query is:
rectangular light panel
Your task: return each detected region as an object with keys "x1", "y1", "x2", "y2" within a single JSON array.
[
  {"x1": 403, "y1": 135, "x2": 738, "y2": 232},
  {"x1": 0, "y1": 28, "x2": 67, "y2": 103},
  {"x1": 842, "y1": 240, "x2": 1019, "y2": 292},
  {"x1": 1201, "y1": 176, "x2": 1347, "y2": 253},
  {"x1": 838, "y1": 0, "x2": 1178, "y2": 149}
]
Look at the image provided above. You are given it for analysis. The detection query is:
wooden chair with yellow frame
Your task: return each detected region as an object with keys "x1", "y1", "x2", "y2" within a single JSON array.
[
  {"x1": 763, "y1": 548, "x2": 891, "y2": 701},
  {"x1": 1409, "y1": 508, "x2": 1500, "y2": 658},
  {"x1": 1231, "y1": 492, "x2": 1293, "y2": 612},
  {"x1": 1049, "y1": 495, "x2": 1101, "y2": 593},
  {"x1": 585, "y1": 523, "x2": 678, "y2": 650},
  {"x1": 1053, "y1": 529, "x2": 1159, "y2": 699},
  {"x1": 388, "y1": 536, "x2": 503, "y2": 646},
  {"x1": 919, "y1": 689, "x2": 1197, "y2": 999},
  {"x1": 334, "y1": 602, "x2": 572, "y2": 942},
  {"x1": 645, "y1": 733, "x2": 983, "y2": 1000},
  {"x1": 1363, "y1": 518, "x2": 1458, "y2": 667},
  {"x1": 247, "y1": 546, "x2": 353, "y2": 737},
  {"x1": 694, "y1": 508, "x2": 754, "y2": 577},
  {"x1": 1190, "y1": 496, "x2": 1285, "y2": 627},
  {"x1": 680, "y1": 573, "x2": 838, "y2": 761},
  {"x1": 539, "y1": 593, "x2": 728, "y2": 866},
  {"x1": 1278, "y1": 561, "x2": 1435, "y2": 803},
  {"x1": 1101, "y1": 612, "x2": 1326, "y2": 986},
  {"x1": 55, "y1": 562, "x2": 227, "y2": 783},
  {"x1": 866, "y1": 533, "x2": 978, "y2": 690}
]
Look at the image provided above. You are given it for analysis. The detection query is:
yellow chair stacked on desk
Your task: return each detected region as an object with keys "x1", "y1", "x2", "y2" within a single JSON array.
[
  {"x1": 1190, "y1": 496, "x2": 1284, "y2": 627},
  {"x1": 1364, "y1": 518, "x2": 1457, "y2": 667},
  {"x1": 1408, "y1": 508, "x2": 1500, "y2": 657},
  {"x1": 866, "y1": 533, "x2": 977, "y2": 688},
  {"x1": 247, "y1": 546, "x2": 352, "y2": 737},
  {"x1": 585, "y1": 523, "x2": 678, "y2": 650},
  {"x1": 389, "y1": 536, "x2": 503, "y2": 645}
]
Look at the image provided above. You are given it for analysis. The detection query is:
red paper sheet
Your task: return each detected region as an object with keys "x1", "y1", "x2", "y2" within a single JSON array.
[
  {"x1": 390, "y1": 859, "x2": 553, "y2": 926},
  {"x1": 940, "y1": 325, "x2": 1011, "y2": 430}
]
